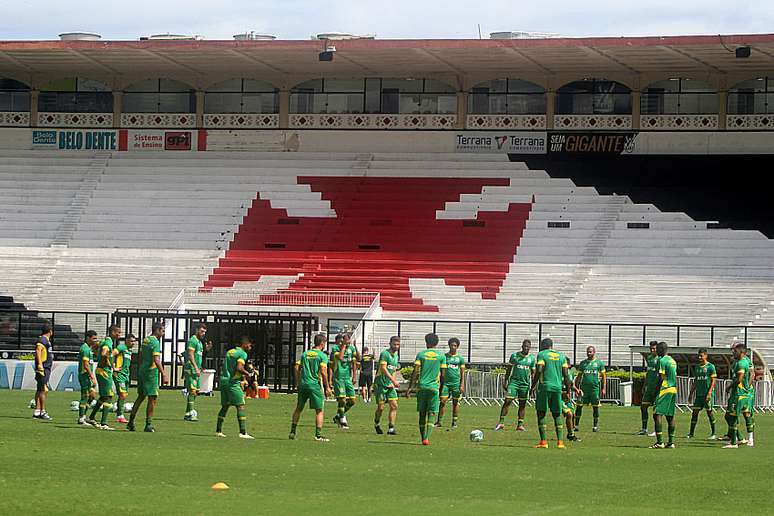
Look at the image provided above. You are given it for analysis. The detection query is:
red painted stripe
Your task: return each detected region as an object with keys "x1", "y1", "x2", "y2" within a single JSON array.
[
  {"x1": 118, "y1": 129, "x2": 127, "y2": 151},
  {"x1": 197, "y1": 129, "x2": 207, "y2": 151}
]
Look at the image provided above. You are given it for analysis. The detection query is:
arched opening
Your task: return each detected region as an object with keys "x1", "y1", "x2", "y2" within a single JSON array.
[
  {"x1": 641, "y1": 78, "x2": 717, "y2": 115},
  {"x1": 556, "y1": 79, "x2": 631, "y2": 115},
  {"x1": 205, "y1": 79, "x2": 278, "y2": 114},
  {"x1": 124, "y1": 78, "x2": 195, "y2": 113},
  {"x1": 0, "y1": 78, "x2": 30, "y2": 112},
  {"x1": 290, "y1": 78, "x2": 456, "y2": 115},
  {"x1": 468, "y1": 79, "x2": 545, "y2": 115},
  {"x1": 38, "y1": 77, "x2": 112, "y2": 113},
  {"x1": 728, "y1": 77, "x2": 774, "y2": 115}
]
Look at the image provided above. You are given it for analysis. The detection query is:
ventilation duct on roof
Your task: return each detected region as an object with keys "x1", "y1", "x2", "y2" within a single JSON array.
[
  {"x1": 59, "y1": 32, "x2": 101, "y2": 41},
  {"x1": 313, "y1": 32, "x2": 375, "y2": 40},
  {"x1": 234, "y1": 32, "x2": 277, "y2": 41},
  {"x1": 490, "y1": 31, "x2": 561, "y2": 39}
]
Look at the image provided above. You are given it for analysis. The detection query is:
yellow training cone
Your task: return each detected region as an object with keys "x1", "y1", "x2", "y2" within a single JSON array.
[{"x1": 211, "y1": 482, "x2": 230, "y2": 491}]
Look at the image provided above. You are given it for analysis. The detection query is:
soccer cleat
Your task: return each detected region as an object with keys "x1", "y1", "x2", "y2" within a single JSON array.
[
  {"x1": 387, "y1": 427, "x2": 397, "y2": 436},
  {"x1": 746, "y1": 439, "x2": 755, "y2": 448},
  {"x1": 592, "y1": 426, "x2": 599, "y2": 433},
  {"x1": 288, "y1": 433, "x2": 295, "y2": 440},
  {"x1": 78, "y1": 416, "x2": 89, "y2": 426},
  {"x1": 494, "y1": 423, "x2": 505, "y2": 431},
  {"x1": 144, "y1": 426, "x2": 155, "y2": 433},
  {"x1": 339, "y1": 416, "x2": 349, "y2": 430},
  {"x1": 422, "y1": 439, "x2": 430, "y2": 446},
  {"x1": 115, "y1": 416, "x2": 129, "y2": 424},
  {"x1": 38, "y1": 412, "x2": 52, "y2": 421},
  {"x1": 573, "y1": 426, "x2": 579, "y2": 432},
  {"x1": 722, "y1": 443, "x2": 738, "y2": 449},
  {"x1": 685, "y1": 434, "x2": 693, "y2": 439},
  {"x1": 635, "y1": 429, "x2": 649, "y2": 436},
  {"x1": 451, "y1": 422, "x2": 459, "y2": 429},
  {"x1": 516, "y1": 425, "x2": 527, "y2": 432},
  {"x1": 127, "y1": 422, "x2": 136, "y2": 432},
  {"x1": 738, "y1": 439, "x2": 749, "y2": 445},
  {"x1": 374, "y1": 425, "x2": 384, "y2": 435},
  {"x1": 239, "y1": 433, "x2": 255, "y2": 440},
  {"x1": 215, "y1": 432, "x2": 227, "y2": 438},
  {"x1": 557, "y1": 441, "x2": 566, "y2": 449},
  {"x1": 332, "y1": 414, "x2": 340, "y2": 425},
  {"x1": 567, "y1": 435, "x2": 582, "y2": 442},
  {"x1": 719, "y1": 435, "x2": 731, "y2": 441},
  {"x1": 315, "y1": 435, "x2": 330, "y2": 442},
  {"x1": 665, "y1": 443, "x2": 675, "y2": 449},
  {"x1": 647, "y1": 431, "x2": 656, "y2": 437},
  {"x1": 707, "y1": 434, "x2": 717, "y2": 440},
  {"x1": 99, "y1": 425, "x2": 115, "y2": 431},
  {"x1": 650, "y1": 443, "x2": 666, "y2": 449},
  {"x1": 534, "y1": 440, "x2": 549, "y2": 449},
  {"x1": 88, "y1": 419, "x2": 100, "y2": 428},
  {"x1": 433, "y1": 422, "x2": 442, "y2": 428}
]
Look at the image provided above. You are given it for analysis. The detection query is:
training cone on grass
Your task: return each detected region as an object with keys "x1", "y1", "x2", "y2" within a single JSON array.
[{"x1": 211, "y1": 482, "x2": 230, "y2": 491}]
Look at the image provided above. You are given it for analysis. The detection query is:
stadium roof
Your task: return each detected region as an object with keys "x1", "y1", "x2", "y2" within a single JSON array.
[{"x1": 1, "y1": 33, "x2": 773, "y2": 83}]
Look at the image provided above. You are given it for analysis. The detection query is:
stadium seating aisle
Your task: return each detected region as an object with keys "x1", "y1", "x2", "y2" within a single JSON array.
[{"x1": 1, "y1": 150, "x2": 774, "y2": 365}]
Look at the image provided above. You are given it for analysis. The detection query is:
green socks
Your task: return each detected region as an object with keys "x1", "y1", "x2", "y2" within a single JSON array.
[
  {"x1": 100, "y1": 400, "x2": 111, "y2": 425},
  {"x1": 315, "y1": 426, "x2": 322, "y2": 438},
  {"x1": 186, "y1": 394, "x2": 195, "y2": 414},
  {"x1": 78, "y1": 399, "x2": 88, "y2": 418},
  {"x1": 426, "y1": 414, "x2": 435, "y2": 439},
  {"x1": 290, "y1": 422, "x2": 297, "y2": 434},
  {"x1": 517, "y1": 418, "x2": 524, "y2": 427},
  {"x1": 708, "y1": 411, "x2": 716, "y2": 434},
  {"x1": 116, "y1": 397, "x2": 125, "y2": 418},
  {"x1": 655, "y1": 419, "x2": 663, "y2": 444},
  {"x1": 553, "y1": 415, "x2": 564, "y2": 441},
  {"x1": 217, "y1": 406, "x2": 228, "y2": 433},
  {"x1": 575, "y1": 406, "x2": 583, "y2": 427},
  {"x1": 744, "y1": 414, "x2": 755, "y2": 433},
  {"x1": 592, "y1": 407, "x2": 599, "y2": 428},
  {"x1": 689, "y1": 411, "x2": 699, "y2": 436},
  {"x1": 729, "y1": 416, "x2": 738, "y2": 445},
  {"x1": 538, "y1": 414, "x2": 547, "y2": 441},
  {"x1": 419, "y1": 412, "x2": 427, "y2": 440},
  {"x1": 237, "y1": 408, "x2": 247, "y2": 434},
  {"x1": 667, "y1": 419, "x2": 675, "y2": 445},
  {"x1": 640, "y1": 406, "x2": 649, "y2": 430}
]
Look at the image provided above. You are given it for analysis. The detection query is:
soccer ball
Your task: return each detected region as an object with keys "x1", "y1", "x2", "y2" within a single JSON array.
[
  {"x1": 111, "y1": 403, "x2": 118, "y2": 413},
  {"x1": 189, "y1": 409, "x2": 198, "y2": 418},
  {"x1": 124, "y1": 402, "x2": 134, "y2": 412},
  {"x1": 70, "y1": 401, "x2": 80, "y2": 411},
  {"x1": 469, "y1": 429, "x2": 484, "y2": 442},
  {"x1": 90, "y1": 399, "x2": 97, "y2": 408},
  {"x1": 28, "y1": 399, "x2": 35, "y2": 409}
]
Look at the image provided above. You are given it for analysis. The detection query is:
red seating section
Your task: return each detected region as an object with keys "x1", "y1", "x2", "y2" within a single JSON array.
[{"x1": 203, "y1": 177, "x2": 532, "y2": 312}]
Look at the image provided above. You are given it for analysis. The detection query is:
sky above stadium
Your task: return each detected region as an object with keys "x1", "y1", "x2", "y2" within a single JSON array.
[{"x1": 1, "y1": 0, "x2": 772, "y2": 40}]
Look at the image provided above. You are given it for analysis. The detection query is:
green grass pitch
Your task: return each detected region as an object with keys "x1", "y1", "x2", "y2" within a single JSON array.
[{"x1": 1, "y1": 390, "x2": 770, "y2": 515}]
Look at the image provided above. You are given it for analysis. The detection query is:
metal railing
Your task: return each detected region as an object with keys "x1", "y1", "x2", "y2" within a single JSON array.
[{"x1": 177, "y1": 288, "x2": 379, "y2": 310}]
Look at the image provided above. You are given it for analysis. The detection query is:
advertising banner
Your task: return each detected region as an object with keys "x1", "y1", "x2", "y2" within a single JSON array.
[
  {"x1": 548, "y1": 131, "x2": 638, "y2": 155},
  {"x1": 455, "y1": 131, "x2": 546, "y2": 154},
  {"x1": 0, "y1": 360, "x2": 82, "y2": 391},
  {"x1": 32, "y1": 129, "x2": 118, "y2": 150}
]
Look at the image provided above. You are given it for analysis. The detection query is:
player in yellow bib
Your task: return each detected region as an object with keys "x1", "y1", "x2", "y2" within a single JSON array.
[{"x1": 651, "y1": 341, "x2": 677, "y2": 449}]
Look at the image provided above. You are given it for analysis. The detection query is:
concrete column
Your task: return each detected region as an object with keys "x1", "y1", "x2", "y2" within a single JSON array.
[
  {"x1": 278, "y1": 89, "x2": 290, "y2": 129},
  {"x1": 195, "y1": 91, "x2": 205, "y2": 128},
  {"x1": 30, "y1": 90, "x2": 39, "y2": 127},
  {"x1": 631, "y1": 90, "x2": 641, "y2": 130},
  {"x1": 456, "y1": 91, "x2": 468, "y2": 130},
  {"x1": 112, "y1": 91, "x2": 123, "y2": 128},
  {"x1": 718, "y1": 90, "x2": 728, "y2": 130},
  {"x1": 546, "y1": 90, "x2": 556, "y2": 129}
]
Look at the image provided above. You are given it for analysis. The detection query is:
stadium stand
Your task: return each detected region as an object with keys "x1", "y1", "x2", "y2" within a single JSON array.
[{"x1": 1, "y1": 150, "x2": 774, "y2": 364}]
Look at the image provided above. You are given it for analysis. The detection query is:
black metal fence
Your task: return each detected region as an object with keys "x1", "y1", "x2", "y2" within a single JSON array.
[{"x1": 0, "y1": 310, "x2": 110, "y2": 357}]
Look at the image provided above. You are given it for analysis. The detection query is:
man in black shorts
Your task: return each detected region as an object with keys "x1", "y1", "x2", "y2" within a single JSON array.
[
  {"x1": 33, "y1": 322, "x2": 54, "y2": 421},
  {"x1": 359, "y1": 346, "x2": 375, "y2": 403}
]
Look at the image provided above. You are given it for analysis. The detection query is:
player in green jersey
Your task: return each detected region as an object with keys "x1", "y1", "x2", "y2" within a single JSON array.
[
  {"x1": 651, "y1": 341, "x2": 677, "y2": 449},
  {"x1": 330, "y1": 333, "x2": 359, "y2": 430},
  {"x1": 530, "y1": 338, "x2": 573, "y2": 449},
  {"x1": 216, "y1": 336, "x2": 255, "y2": 439},
  {"x1": 686, "y1": 348, "x2": 717, "y2": 439},
  {"x1": 406, "y1": 333, "x2": 447, "y2": 446},
  {"x1": 112, "y1": 333, "x2": 135, "y2": 424},
  {"x1": 495, "y1": 339, "x2": 535, "y2": 431},
  {"x1": 77, "y1": 330, "x2": 99, "y2": 425},
  {"x1": 128, "y1": 321, "x2": 169, "y2": 432},
  {"x1": 436, "y1": 337, "x2": 466, "y2": 428},
  {"x1": 574, "y1": 346, "x2": 606, "y2": 432},
  {"x1": 290, "y1": 333, "x2": 333, "y2": 442},
  {"x1": 637, "y1": 341, "x2": 659, "y2": 435},
  {"x1": 723, "y1": 343, "x2": 755, "y2": 449},
  {"x1": 88, "y1": 324, "x2": 121, "y2": 430},
  {"x1": 562, "y1": 369, "x2": 581, "y2": 442},
  {"x1": 183, "y1": 323, "x2": 207, "y2": 421},
  {"x1": 374, "y1": 336, "x2": 401, "y2": 436}
]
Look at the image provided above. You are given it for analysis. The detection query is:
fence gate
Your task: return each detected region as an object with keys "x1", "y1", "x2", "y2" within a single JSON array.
[{"x1": 113, "y1": 310, "x2": 316, "y2": 392}]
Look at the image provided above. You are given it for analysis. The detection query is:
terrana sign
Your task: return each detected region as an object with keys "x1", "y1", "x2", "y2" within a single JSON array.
[{"x1": 455, "y1": 132, "x2": 546, "y2": 154}]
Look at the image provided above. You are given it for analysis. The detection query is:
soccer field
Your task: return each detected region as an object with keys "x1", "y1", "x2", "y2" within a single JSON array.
[{"x1": 2, "y1": 390, "x2": 770, "y2": 515}]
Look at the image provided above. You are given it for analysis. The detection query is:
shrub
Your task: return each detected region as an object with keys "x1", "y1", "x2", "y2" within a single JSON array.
[
  {"x1": 18, "y1": 353, "x2": 34, "y2": 360},
  {"x1": 489, "y1": 367, "x2": 506, "y2": 375}
]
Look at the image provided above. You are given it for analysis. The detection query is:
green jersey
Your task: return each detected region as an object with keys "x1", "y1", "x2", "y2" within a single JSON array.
[
  {"x1": 297, "y1": 348, "x2": 329, "y2": 388},
  {"x1": 414, "y1": 348, "x2": 447, "y2": 391},
  {"x1": 508, "y1": 352, "x2": 535, "y2": 389},
  {"x1": 443, "y1": 353, "x2": 465, "y2": 386},
  {"x1": 222, "y1": 347, "x2": 248, "y2": 385},
  {"x1": 78, "y1": 343, "x2": 93, "y2": 376},
  {"x1": 184, "y1": 335, "x2": 203, "y2": 374},
  {"x1": 375, "y1": 349, "x2": 399, "y2": 389},
  {"x1": 95, "y1": 337, "x2": 114, "y2": 378},
  {"x1": 578, "y1": 358, "x2": 605, "y2": 391},
  {"x1": 139, "y1": 336, "x2": 161, "y2": 376},
  {"x1": 658, "y1": 355, "x2": 677, "y2": 393},
  {"x1": 693, "y1": 362, "x2": 716, "y2": 396},
  {"x1": 732, "y1": 356, "x2": 753, "y2": 396},
  {"x1": 535, "y1": 349, "x2": 569, "y2": 393},
  {"x1": 645, "y1": 353, "x2": 660, "y2": 387},
  {"x1": 331, "y1": 344, "x2": 356, "y2": 381},
  {"x1": 113, "y1": 342, "x2": 131, "y2": 380}
]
